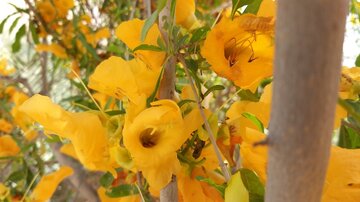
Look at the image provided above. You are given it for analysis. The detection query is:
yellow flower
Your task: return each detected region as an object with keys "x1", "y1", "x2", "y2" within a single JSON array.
[
  {"x1": 260, "y1": 83, "x2": 346, "y2": 129},
  {"x1": 88, "y1": 56, "x2": 161, "y2": 104},
  {"x1": 36, "y1": 0, "x2": 56, "y2": 23},
  {"x1": 123, "y1": 100, "x2": 185, "y2": 190},
  {"x1": 116, "y1": 19, "x2": 165, "y2": 69},
  {"x1": 60, "y1": 143, "x2": 78, "y2": 160},
  {"x1": 240, "y1": 128, "x2": 268, "y2": 183},
  {"x1": 201, "y1": 14, "x2": 274, "y2": 88},
  {"x1": 19, "y1": 94, "x2": 116, "y2": 173},
  {"x1": 340, "y1": 66, "x2": 360, "y2": 99},
  {"x1": 36, "y1": 44, "x2": 68, "y2": 59},
  {"x1": 53, "y1": 0, "x2": 74, "y2": 18},
  {"x1": 0, "y1": 59, "x2": 16, "y2": 76},
  {"x1": 30, "y1": 166, "x2": 73, "y2": 202},
  {"x1": 257, "y1": 0, "x2": 277, "y2": 17},
  {"x1": 175, "y1": 0, "x2": 200, "y2": 29},
  {"x1": 0, "y1": 119, "x2": 13, "y2": 134},
  {"x1": 322, "y1": 147, "x2": 360, "y2": 202},
  {"x1": 0, "y1": 135, "x2": 20, "y2": 157},
  {"x1": 226, "y1": 100, "x2": 270, "y2": 141}
]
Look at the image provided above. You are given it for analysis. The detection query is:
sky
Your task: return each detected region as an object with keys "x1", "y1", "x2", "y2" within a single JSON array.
[{"x1": 0, "y1": 0, "x2": 359, "y2": 66}]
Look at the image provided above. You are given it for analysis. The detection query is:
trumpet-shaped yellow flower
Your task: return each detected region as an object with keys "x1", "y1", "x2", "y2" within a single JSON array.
[
  {"x1": 123, "y1": 100, "x2": 184, "y2": 190},
  {"x1": 116, "y1": 19, "x2": 165, "y2": 69},
  {"x1": 60, "y1": 143, "x2": 78, "y2": 160},
  {"x1": 19, "y1": 94, "x2": 116, "y2": 173},
  {"x1": 0, "y1": 119, "x2": 13, "y2": 134},
  {"x1": 175, "y1": 0, "x2": 200, "y2": 29},
  {"x1": 124, "y1": 99, "x2": 201, "y2": 190},
  {"x1": 30, "y1": 166, "x2": 73, "y2": 202},
  {"x1": 202, "y1": 14, "x2": 274, "y2": 88},
  {"x1": 0, "y1": 135, "x2": 20, "y2": 157},
  {"x1": 88, "y1": 56, "x2": 161, "y2": 104},
  {"x1": 257, "y1": 0, "x2": 277, "y2": 17},
  {"x1": 36, "y1": 44, "x2": 68, "y2": 59}
]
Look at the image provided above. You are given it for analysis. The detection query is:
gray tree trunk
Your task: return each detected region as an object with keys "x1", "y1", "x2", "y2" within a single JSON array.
[{"x1": 265, "y1": 0, "x2": 348, "y2": 201}]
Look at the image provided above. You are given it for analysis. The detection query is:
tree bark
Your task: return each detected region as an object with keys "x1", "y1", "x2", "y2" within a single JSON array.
[
  {"x1": 265, "y1": 1, "x2": 348, "y2": 202},
  {"x1": 158, "y1": 1, "x2": 178, "y2": 202}
]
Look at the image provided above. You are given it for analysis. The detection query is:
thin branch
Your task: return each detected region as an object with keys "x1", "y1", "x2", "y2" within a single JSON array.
[
  {"x1": 179, "y1": 56, "x2": 231, "y2": 182},
  {"x1": 143, "y1": 0, "x2": 151, "y2": 18},
  {"x1": 0, "y1": 75, "x2": 35, "y2": 95}
]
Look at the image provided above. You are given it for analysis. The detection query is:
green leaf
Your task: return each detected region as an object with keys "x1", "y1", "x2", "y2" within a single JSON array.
[
  {"x1": 355, "y1": 54, "x2": 360, "y2": 67},
  {"x1": 157, "y1": 0, "x2": 168, "y2": 11},
  {"x1": 338, "y1": 98, "x2": 360, "y2": 123},
  {"x1": 29, "y1": 23, "x2": 39, "y2": 44},
  {"x1": 106, "y1": 184, "x2": 139, "y2": 198},
  {"x1": 203, "y1": 85, "x2": 225, "y2": 98},
  {"x1": 147, "y1": 67, "x2": 164, "y2": 106},
  {"x1": 190, "y1": 27, "x2": 210, "y2": 43},
  {"x1": 78, "y1": 33, "x2": 100, "y2": 61},
  {"x1": 196, "y1": 176, "x2": 225, "y2": 197},
  {"x1": 100, "y1": 172, "x2": 114, "y2": 188},
  {"x1": 0, "y1": 15, "x2": 11, "y2": 34},
  {"x1": 105, "y1": 110, "x2": 126, "y2": 116},
  {"x1": 243, "y1": 0, "x2": 263, "y2": 15},
  {"x1": 141, "y1": 10, "x2": 160, "y2": 41},
  {"x1": 178, "y1": 99, "x2": 196, "y2": 108},
  {"x1": 12, "y1": 24, "x2": 26, "y2": 53},
  {"x1": 7, "y1": 170, "x2": 25, "y2": 183},
  {"x1": 170, "y1": 0, "x2": 177, "y2": 19},
  {"x1": 9, "y1": 16, "x2": 21, "y2": 34},
  {"x1": 238, "y1": 89, "x2": 259, "y2": 102},
  {"x1": 242, "y1": 112, "x2": 264, "y2": 132},
  {"x1": 338, "y1": 124, "x2": 360, "y2": 149},
  {"x1": 133, "y1": 44, "x2": 163, "y2": 52},
  {"x1": 231, "y1": 0, "x2": 242, "y2": 19},
  {"x1": 239, "y1": 168, "x2": 265, "y2": 196}
]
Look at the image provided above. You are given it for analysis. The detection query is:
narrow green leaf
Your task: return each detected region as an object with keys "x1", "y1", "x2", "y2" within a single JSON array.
[
  {"x1": 78, "y1": 33, "x2": 100, "y2": 61},
  {"x1": 105, "y1": 110, "x2": 126, "y2": 116},
  {"x1": 141, "y1": 10, "x2": 159, "y2": 41},
  {"x1": 0, "y1": 15, "x2": 11, "y2": 34},
  {"x1": 238, "y1": 89, "x2": 260, "y2": 102},
  {"x1": 9, "y1": 16, "x2": 21, "y2": 34},
  {"x1": 170, "y1": 0, "x2": 177, "y2": 19},
  {"x1": 243, "y1": 0, "x2": 263, "y2": 15},
  {"x1": 147, "y1": 67, "x2": 164, "y2": 106},
  {"x1": 178, "y1": 99, "x2": 196, "y2": 108},
  {"x1": 157, "y1": 0, "x2": 167, "y2": 11},
  {"x1": 106, "y1": 184, "x2": 139, "y2": 198},
  {"x1": 231, "y1": 0, "x2": 242, "y2": 19},
  {"x1": 7, "y1": 170, "x2": 25, "y2": 183},
  {"x1": 242, "y1": 112, "x2": 264, "y2": 132},
  {"x1": 239, "y1": 168, "x2": 265, "y2": 196},
  {"x1": 203, "y1": 85, "x2": 225, "y2": 98},
  {"x1": 133, "y1": 44, "x2": 163, "y2": 52},
  {"x1": 338, "y1": 124, "x2": 360, "y2": 149},
  {"x1": 100, "y1": 172, "x2": 114, "y2": 188},
  {"x1": 196, "y1": 176, "x2": 225, "y2": 197},
  {"x1": 190, "y1": 27, "x2": 210, "y2": 43},
  {"x1": 12, "y1": 24, "x2": 26, "y2": 53},
  {"x1": 29, "y1": 23, "x2": 39, "y2": 44}
]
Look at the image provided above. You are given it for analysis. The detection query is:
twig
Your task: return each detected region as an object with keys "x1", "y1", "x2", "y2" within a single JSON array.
[
  {"x1": 179, "y1": 56, "x2": 231, "y2": 182},
  {"x1": 0, "y1": 75, "x2": 35, "y2": 95},
  {"x1": 143, "y1": 0, "x2": 151, "y2": 18}
]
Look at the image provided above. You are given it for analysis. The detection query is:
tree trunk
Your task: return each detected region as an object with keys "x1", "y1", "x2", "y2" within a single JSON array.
[
  {"x1": 158, "y1": 1, "x2": 178, "y2": 201},
  {"x1": 265, "y1": 0, "x2": 348, "y2": 202}
]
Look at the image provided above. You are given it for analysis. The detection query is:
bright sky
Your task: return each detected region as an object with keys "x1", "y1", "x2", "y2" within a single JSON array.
[{"x1": 0, "y1": 0, "x2": 359, "y2": 66}]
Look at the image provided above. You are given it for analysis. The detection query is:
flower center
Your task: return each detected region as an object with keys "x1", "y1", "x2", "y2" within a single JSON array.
[
  {"x1": 224, "y1": 36, "x2": 257, "y2": 67},
  {"x1": 139, "y1": 128, "x2": 161, "y2": 148}
]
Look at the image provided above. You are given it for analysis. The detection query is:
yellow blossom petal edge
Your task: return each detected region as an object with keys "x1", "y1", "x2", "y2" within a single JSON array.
[
  {"x1": 0, "y1": 135, "x2": 20, "y2": 157},
  {"x1": 30, "y1": 166, "x2": 73, "y2": 201},
  {"x1": 115, "y1": 19, "x2": 165, "y2": 69}
]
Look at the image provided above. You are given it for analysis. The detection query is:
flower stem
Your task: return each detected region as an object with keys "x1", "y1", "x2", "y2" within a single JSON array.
[{"x1": 179, "y1": 56, "x2": 231, "y2": 182}]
